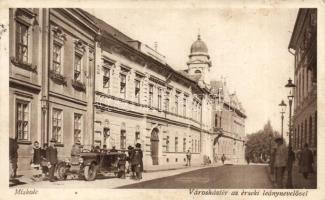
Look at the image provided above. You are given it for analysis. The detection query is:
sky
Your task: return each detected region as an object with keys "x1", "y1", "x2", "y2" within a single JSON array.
[{"x1": 86, "y1": 8, "x2": 298, "y2": 135}]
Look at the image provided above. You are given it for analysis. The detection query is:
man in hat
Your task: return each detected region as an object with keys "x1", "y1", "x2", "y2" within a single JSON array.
[
  {"x1": 186, "y1": 149, "x2": 191, "y2": 166},
  {"x1": 299, "y1": 143, "x2": 314, "y2": 179},
  {"x1": 131, "y1": 143, "x2": 143, "y2": 180},
  {"x1": 46, "y1": 138, "x2": 58, "y2": 182},
  {"x1": 274, "y1": 137, "x2": 288, "y2": 188}
]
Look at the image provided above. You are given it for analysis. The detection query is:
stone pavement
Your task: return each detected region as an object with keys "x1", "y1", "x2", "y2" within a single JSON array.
[{"x1": 266, "y1": 162, "x2": 316, "y2": 189}]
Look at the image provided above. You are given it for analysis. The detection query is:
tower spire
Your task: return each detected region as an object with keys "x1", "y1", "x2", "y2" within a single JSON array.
[{"x1": 198, "y1": 28, "x2": 201, "y2": 40}]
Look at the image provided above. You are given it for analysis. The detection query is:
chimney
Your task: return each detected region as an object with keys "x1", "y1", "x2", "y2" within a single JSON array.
[{"x1": 154, "y1": 42, "x2": 158, "y2": 51}]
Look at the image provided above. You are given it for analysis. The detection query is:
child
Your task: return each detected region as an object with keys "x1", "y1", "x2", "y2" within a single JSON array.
[{"x1": 30, "y1": 141, "x2": 42, "y2": 181}]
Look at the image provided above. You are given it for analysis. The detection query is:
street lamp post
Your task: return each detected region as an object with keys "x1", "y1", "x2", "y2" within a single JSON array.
[
  {"x1": 279, "y1": 100, "x2": 287, "y2": 139},
  {"x1": 285, "y1": 78, "x2": 295, "y2": 189}
]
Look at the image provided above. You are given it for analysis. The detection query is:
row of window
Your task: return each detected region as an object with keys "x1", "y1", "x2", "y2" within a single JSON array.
[
  {"x1": 295, "y1": 64, "x2": 316, "y2": 108},
  {"x1": 293, "y1": 112, "x2": 317, "y2": 149},
  {"x1": 14, "y1": 19, "x2": 94, "y2": 85},
  {"x1": 165, "y1": 136, "x2": 200, "y2": 153},
  {"x1": 16, "y1": 100, "x2": 83, "y2": 144},
  {"x1": 102, "y1": 64, "x2": 202, "y2": 120},
  {"x1": 52, "y1": 38, "x2": 93, "y2": 83}
]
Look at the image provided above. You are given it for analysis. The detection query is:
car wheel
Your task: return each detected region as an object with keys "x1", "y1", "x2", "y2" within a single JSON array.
[
  {"x1": 84, "y1": 163, "x2": 97, "y2": 181},
  {"x1": 56, "y1": 163, "x2": 68, "y2": 180}
]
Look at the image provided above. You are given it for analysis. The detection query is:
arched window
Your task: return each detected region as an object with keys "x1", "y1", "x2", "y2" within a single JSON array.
[
  {"x1": 135, "y1": 125, "x2": 140, "y2": 144},
  {"x1": 300, "y1": 123, "x2": 304, "y2": 148},
  {"x1": 215, "y1": 114, "x2": 218, "y2": 128},
  {"x1": 195, "y1": 69, "x2": 201, "y2": 74},
  {"x1": 305, "y1": 119, "x2": 308, "y2": 145},
  {"x1": 309, "y1": 116, "x2": 313, "y2": 146},
  {"x1": 315, "y1": 112, "x2": 317, "y2": 147},
  {"x1": 120, "y1": 122, "x2": 126, "y2": 149},
  {"x1": 293, "y1": 128, "x2": 297, "y2": 149}
]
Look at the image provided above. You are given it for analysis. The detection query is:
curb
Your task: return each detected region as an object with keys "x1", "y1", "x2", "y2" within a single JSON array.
[{"x1": 143, "y1": 164, "x2": 208, "y2": 173}]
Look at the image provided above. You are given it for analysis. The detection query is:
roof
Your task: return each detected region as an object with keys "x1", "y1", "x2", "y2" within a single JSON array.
[
  {"x1": 177, "y1": 70, "x2": 201, "y2": 82},
  {"x1": 82, "y1": 10, "x2": 137, "y2": 48},
  {"x1": 190, "y1": 34, "x2": 208, "y2": 54},
  {"x1": 288, "y1": 9, "x2": 316, "y2": 50}
]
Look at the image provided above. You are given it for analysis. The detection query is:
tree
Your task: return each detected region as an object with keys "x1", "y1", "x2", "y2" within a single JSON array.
[{"x1": 245, "y1": 120, "x2": 281, "y2": 163}]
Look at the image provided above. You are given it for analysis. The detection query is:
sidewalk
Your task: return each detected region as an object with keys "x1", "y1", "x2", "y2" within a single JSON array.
[
  {"x1": 10, "y1": 163, "x2": 217, "y2": 188},
  {"x1": 266, "y1": 163, "x2": 316, "y2": 189},
  {"x1": 144, "y1": 163, "x2": 203, "y2": 172}
]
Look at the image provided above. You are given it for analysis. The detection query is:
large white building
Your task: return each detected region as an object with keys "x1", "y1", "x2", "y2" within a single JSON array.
[{"x1": 9, "y1": 8, "x2": 247, "y2": 173}]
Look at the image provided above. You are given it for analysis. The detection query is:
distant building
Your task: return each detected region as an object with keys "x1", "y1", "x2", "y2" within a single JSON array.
[
  {"x1": 210, "y1": 80, "x2": 246, "y2": 164},
  {"x1": 288, "y1": 9, "x2": 317, "y2": 153}
]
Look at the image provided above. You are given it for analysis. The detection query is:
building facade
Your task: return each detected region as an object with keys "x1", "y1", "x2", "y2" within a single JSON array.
[
  {"x1": 9, "y1": 8, "x2": 98, "y2": 171},
  {"x1": 210, "y1": 80, "x2": 246, "y2": 164},
  {"x1": 9, "y1": 8, "x2": 45, "y2": 171},
  {"x1": 9, "y1": 8, "x2": 247, "y2": 172},
  {"x1": 288, "y1": 9, "x2": 317, "y2": 153}
]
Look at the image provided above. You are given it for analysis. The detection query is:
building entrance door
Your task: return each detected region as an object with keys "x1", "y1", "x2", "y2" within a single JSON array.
[{"x1": 151, "y1": 128, "x2": 159, "y2": 165}]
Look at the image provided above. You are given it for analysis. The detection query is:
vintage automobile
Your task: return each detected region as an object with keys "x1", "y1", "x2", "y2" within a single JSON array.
[{"x1": 56, "y1": 150, "x2": 127, "y2": 181}]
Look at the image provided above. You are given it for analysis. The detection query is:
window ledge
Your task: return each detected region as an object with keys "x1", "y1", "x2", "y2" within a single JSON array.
[
  {"x1": 17, "y1": 140, "x2": 32, "y2": 145},
  {"x1": 10, "y1": 57, "x2": 37, "y2": 73},
  {"x1": 71, "y1": 79, "x2": 86, "y2": 92},
  {"x1": 49, "y1": 70, "x2": 67, "y2": 86}
]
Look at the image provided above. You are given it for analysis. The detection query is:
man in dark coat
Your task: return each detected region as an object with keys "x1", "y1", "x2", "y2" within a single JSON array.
[
  {"x1": 9, "y1": 137, "x2": 19, "y2": 179},
  {"x1": 221, "y1": 154, "x2": 226, "y2": 165},
  {"x1": 131, "y1": 143, "x2": 143, "y2": 180},
  {"x1": 299, "y1": 143, "x2": 314, "y2": 179},
  {"x1": 127, "y1": 145, "x2": 134, "y2": 177},
  {"x1": 40, "y1": 143, "x2": 48, "y2": 177},
  {"x1": 46, "y1": 138, "x2": 58, "y2": 182}
]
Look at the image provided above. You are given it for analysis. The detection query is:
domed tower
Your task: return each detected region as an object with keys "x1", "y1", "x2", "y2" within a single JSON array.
[{"x1": 187, "y1": 34, "x2": 212, "y2": 85}]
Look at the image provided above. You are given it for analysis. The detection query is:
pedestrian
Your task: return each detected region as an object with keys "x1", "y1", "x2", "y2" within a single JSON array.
[
  {"x1": 30, "y1": 141, "x2": 42, "y2": 180},
  {"x1": 245, "y1": 155, "x2": 250, "y2": 165},
  {"x1": 40, "y1": 143, "x2": 49, "y2": 178},
  {"x1": 127, "y1": 145, "x2": 134, "y2": 178},
  {"x1": 9, "y1": 137, "x2": 19, "y2": 179},
  {"x1": 299, "y1": 143, "x2": 314, "y2": 179},
  {"x1": 207, "y1": 157, "x2": 211, "y2": 165},
  {"x1": 110, "y1": 146, "x2": 118, "y2": 152},
  {"x1": 274, "y1": 137, "x2": 288, "y2": 188},
  {"x1": 71, "y1": 140, "x2": 81, "y2": 163},
  {"x1": 131, "y1": 143, "x2": 143, "y2": 180},
  {"x1": 94, "y1": 145, "x2": 101, "y2": 153},
  {"x1": 221, "y1": 154, "x2": 226, "y2": 165},
  {"x1": 46, "y1": 138, "x2": 58, "y2": 182},
  {"x1": 186, "y1": 150, "x2": 191, "y2": 166},
  {"x1": 214, "y1": 154, "x2": 218, "y2": 164},
  {"x1": 270, "y1": 147, "x2": 276, "y2": 174},
  {"x1": 101, "y1": 144, "x2": 108, "y2": 153}
]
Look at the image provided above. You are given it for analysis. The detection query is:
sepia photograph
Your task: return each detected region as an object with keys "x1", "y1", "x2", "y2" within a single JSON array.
[{"x1": 1, "y1": 1, "x2": 323, "y2": 199}]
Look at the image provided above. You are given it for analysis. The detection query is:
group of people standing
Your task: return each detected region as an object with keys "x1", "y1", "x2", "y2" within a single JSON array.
[
  {"x1": 9, "y1": 137, "x2": 59, "y2": 182},
  {"x1": 127, "y1": 143, "x2": 143, "y2": 180},
  {"x1": 30, "y1": 138, "x2": 59, "y2": 182},
  {"x1": 271, "y1": 137, "x2": 315, "y2": 188}
]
